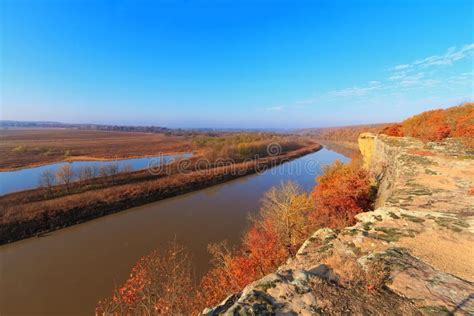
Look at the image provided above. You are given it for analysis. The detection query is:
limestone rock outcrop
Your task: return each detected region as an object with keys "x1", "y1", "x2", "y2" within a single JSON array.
[{"x1": 204, "y1": 134, "x2": 474, "y2": 315}]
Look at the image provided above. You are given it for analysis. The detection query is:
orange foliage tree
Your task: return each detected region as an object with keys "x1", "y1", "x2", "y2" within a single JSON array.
[
  {"x1": 311, "y1": 160, "x2": 374, "y2": 228},
  {"x1": 381, "y1": 102, "x2": 473, "y2": 147},
  {"x1": 96, "y1": 240, "x2": 195, "y2": 315},
  {"x1": 197, "y1": 221, "x2": 288, "y2": 309},
  {"x1": 381, "y1": 123, "x2": 404, "y2": 137}
]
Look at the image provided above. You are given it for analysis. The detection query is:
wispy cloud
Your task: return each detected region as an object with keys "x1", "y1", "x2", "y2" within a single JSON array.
[
  {"x1": 262, "y1": 106, "x2": 284, "y2": 112},
  {"x1": 414, "y1": 44, "x2": 474, "y2": 67},
  {"x1": 328, "y1": 81, "x2": 381, "y2": 97},
  {"x1": 288, "y1": 43, "x2": 473, "y2": 108},
  {"x1": 387, "y1": 44, "x2": 474, "y2": 88},
  {"x1": 265, "y1": 106, "x2": 283, "y2": 111},
  {"x1": 391, "y1": 64, "x2": 410, "y2": 71},
  {"x1": 446, "y1": 71, "x2": 474, "y2": 85}
]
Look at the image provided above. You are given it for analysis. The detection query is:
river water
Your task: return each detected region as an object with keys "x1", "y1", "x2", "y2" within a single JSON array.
[{"x1": 0, "y1": 148, "x2": 348, "y2": 315}]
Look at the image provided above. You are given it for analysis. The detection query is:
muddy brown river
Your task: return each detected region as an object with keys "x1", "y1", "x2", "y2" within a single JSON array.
[{"x1": 0, "y1": 148, "x2": 348, "y2": 315}]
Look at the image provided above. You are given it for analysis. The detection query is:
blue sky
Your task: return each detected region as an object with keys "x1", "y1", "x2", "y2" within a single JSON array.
[{"x1": 1, "y1": 0, "x2": 473, "y2": 128}]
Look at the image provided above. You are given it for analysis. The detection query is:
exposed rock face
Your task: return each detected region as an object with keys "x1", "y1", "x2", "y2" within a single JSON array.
[{"x1": 204, "y1": 134, "x2": 474, "y2": 315}]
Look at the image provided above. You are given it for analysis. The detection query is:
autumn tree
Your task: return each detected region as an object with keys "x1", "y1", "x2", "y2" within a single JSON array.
[
  {"x1": 96, "y1": 240, "x2": 195, "y2": 315},
  {"x1": 198, "y1": 221, "x2": 288, "y2": 309},
  {"x1": 381, "y1": 123, "x2": 404, "y2": 137},
  {"x1": 381, "y1": 102, "x2": 473, "y2": 147},
  {"x1": 197, "y1": 182, "x2": 311, "y2": 307},
  {"x1": 258, "y1": 181, "x2": 314, "y2": 256},
  {"x1": 311, "y1": 160, "x2": 374, "y2": 228}
]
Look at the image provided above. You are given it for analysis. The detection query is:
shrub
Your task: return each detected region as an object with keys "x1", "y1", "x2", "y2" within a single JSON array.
[
  {"x1": 381, "y1": 124, "x2": 404, "y2": 137},
  {"x1": 96, "y1": 240, "x2": 195, "y2": 315},
  {"x1": 197, "y1": 220, "x2": 288, "y2": 308},
  {"x1": 12, "y1": 145, "x2": 27, "y2": 153},
  {"x1": 311, "y1": 160, "x2": 375, "y2": 228}
]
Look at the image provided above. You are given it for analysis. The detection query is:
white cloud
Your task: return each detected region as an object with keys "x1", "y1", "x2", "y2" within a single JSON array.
[
  {"x1": 388, "y1": 44, "x2": 474, "y2": 86},
  {"x1": 413, "y1": 43, "x2": 474, "y2": 67},
  {"x1": 392, "y1": 64, "x2": 410, "y2": 71},
  {"x1": 328, "y1": 84, "x2": 380, "y2": 97},
  {"x1": 446, "y1": 71, "x2": 473, "y2": 85},
  {"x1": 292, "y1": 43, "x2": 473, "y2": 107},
  {"x1": 388, "y1": 72, "x2": 407, "y2": 81}
]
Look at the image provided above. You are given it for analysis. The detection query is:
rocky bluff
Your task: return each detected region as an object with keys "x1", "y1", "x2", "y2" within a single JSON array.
[{"x1": 205, "y1": 134, "x2": 474, "y2": 315}]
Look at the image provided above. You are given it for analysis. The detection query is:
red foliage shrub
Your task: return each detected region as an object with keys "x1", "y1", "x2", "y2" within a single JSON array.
[
  {"x1": 197, "y1": 219, "x2": 288, "y2": 308},
  {"x1": 381, "y1": 124, "x2": 404, "y2": 137},
  {"x1": 311, "y1": 160, "x2": 374, "y2": 228},
  {"x1": 96, "y1": 240, "x2": 195, "y2": 315}
]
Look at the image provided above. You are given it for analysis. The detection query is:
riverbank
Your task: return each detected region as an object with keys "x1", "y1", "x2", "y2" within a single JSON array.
[
  {"x1": 0, "y1": 150, "x2": 196, "y2": 172},
  {"x1": 0, "y1": 143, "x2": 322, "y2": 245}
]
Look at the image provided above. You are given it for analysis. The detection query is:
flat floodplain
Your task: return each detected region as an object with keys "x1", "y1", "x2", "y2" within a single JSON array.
[{"x1": 0, "y1": 128, "x2": 193, "y2": 170}]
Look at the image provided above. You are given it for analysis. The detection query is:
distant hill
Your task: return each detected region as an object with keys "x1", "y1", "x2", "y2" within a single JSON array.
[
  {"x1": 0, "y1": 120, "x2": 289, "y2": 136},
  {"x1": 298, "y1": 123, "x2": 392, "y2": 143}
]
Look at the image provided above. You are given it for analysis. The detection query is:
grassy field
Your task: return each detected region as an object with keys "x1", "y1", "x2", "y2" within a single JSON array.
[{"x1": 0, "y1": 129, "x2": 194, "y2": 170}]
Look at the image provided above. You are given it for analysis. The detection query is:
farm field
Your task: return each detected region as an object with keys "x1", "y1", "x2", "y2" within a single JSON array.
[{"x1": 0, "y1": 129, "x2": 194, "y2": 170}]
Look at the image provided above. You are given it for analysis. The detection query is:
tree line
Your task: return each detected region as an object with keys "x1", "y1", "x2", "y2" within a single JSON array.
[
  {"x1": 39, "y1": 163, "x2": 133, "y2": 193},
  {"x1": 382, "y1": 102, "x2": 473, "y2": 146}
]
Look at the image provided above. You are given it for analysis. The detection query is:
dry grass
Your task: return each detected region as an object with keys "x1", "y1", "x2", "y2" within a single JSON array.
[
  {"x1": 0, "y1": 129, "x2": 193, "y2": 170},
  {"x1": 323, "y1": 254, "x2": 386, "y2": 290}
]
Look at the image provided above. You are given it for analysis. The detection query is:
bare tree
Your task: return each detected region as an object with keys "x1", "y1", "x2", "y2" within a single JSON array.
[
  {"x1": 91, "y1": 165, "x2": 100, "y2": 178},
  {"x1": 39, "y1": 169, "x2": 55, "y2": 193},
  {"x1": 77, "y1": 166, "x2": 94, "y2": 182},
  {"x1": 121, "y1": 164, "x2": 133, "y2": 174},
  {"x1": 99, "y1": 163, "x2": 120, "y2": 184},
  {"x1": 56, "y1": 164, "x2": 74, "y2": 191}
]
